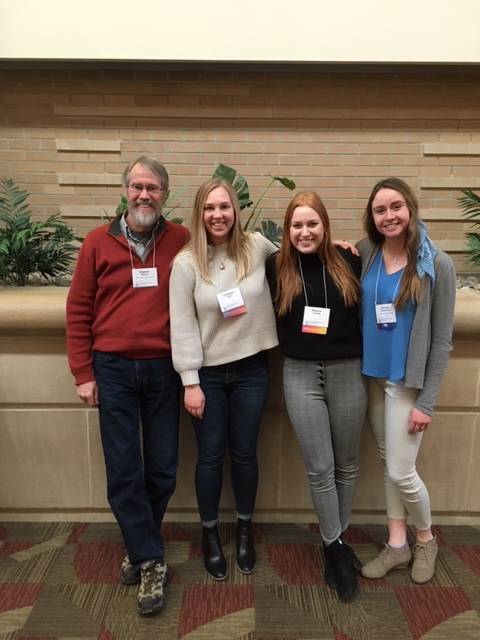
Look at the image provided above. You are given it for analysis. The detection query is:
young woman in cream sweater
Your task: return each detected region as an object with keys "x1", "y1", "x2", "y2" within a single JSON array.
[{"x1": 169, "y1": 179, "x2": 278, "y2": 581}]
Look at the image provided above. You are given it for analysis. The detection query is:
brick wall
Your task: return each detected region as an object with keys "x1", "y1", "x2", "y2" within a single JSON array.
[{"x1": 1, "y1": 66, "x2": 480, "y2": 271}]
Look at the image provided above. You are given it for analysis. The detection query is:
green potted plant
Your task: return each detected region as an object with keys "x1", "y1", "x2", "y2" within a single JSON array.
[
  {"x1": 458, "y1": 189, "x2": 480, "y2": 267},
  {"x1": 0, "y1": 178, "x2": 79, "y2": 286}
]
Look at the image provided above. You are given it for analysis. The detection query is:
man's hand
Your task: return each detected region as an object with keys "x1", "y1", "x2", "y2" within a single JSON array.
[
  {"x1": 76, "y1": 381, "x2": 99, "y2": 407},
  {"x1": 184, "y1": 385, "x2": 205, "y2": 419},
  {"x1": 408, "y1": 407, "x2": 432, "y2": 434}
]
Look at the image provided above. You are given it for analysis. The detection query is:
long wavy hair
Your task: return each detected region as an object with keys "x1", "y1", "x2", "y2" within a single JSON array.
[
  {"x1": 275, "y1": 191, "x2": 360, "y2": 316},
  {"x1": 364, "y1": 177, "x2": 423, "y2": 307},
  {"x1": 186, "y1": 179, "x2": 251, "y2": 282}
]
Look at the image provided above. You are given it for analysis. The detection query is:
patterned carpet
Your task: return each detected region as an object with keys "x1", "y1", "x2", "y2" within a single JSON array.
[{"x1": 0, "y1": 521, "x2": 479, "y2": 639}]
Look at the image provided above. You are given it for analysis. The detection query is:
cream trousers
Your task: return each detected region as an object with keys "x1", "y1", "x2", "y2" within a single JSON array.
[{"x1": 367, "y1": 377, "x2": 432, "y2": 530}]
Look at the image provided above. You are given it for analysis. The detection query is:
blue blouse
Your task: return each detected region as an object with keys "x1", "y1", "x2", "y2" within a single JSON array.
[{"x1": 362, "y1": 251, "x2": 416, "y2": 381}]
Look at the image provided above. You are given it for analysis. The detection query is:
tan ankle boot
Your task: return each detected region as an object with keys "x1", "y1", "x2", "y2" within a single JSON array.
[
  {"x1": 361, "y1": 544, "x2": 411, "y2": 579},
  {"x1": 411, "y1": 537, "x2": 438, "y2": 584}
]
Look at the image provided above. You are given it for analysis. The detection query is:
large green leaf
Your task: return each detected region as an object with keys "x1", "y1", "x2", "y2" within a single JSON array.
[
  {"x1": 213, "y1": 164, "x2": 237, "y2": 183},
  {"x1": 257, "y1": 219, "x2": 283, "y2": 247},
  {"x1": 271, "y1": 175, "x2": 296, "y2": 191},
  {"x1": 212, "y1": 164, "x2": 252, "y2": 210}
]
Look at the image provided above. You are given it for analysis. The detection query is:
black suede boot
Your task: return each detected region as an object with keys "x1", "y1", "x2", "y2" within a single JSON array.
[
  {"x1": 341, "y1": 540, "x2": 363, "y2": 573},
  {"x1": 323, "y1": 542, "x2": 337, "y2": 589},
  {"x1": 236, "y1": 518, "x2": 256, "y2": 574},
  {"x1": 324, "y1": 539, "x2": 359, "y2": 602},
  {"x1": 202, "y1": 525, "x2": 228, "y2": 580}
]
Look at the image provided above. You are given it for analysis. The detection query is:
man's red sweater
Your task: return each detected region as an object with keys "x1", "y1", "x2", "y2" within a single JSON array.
[{"x1": 66, "y1": 216, "x2": 189, "y2": 385}]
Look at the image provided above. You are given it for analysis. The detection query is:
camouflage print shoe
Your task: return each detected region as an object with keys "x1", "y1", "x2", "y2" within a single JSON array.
[
  {"x1": 137, "y1": 560, "x2": 168, "y2": 616},
  {"x1": 119, "y1": 554, "x2": 141, "y2": 585}
]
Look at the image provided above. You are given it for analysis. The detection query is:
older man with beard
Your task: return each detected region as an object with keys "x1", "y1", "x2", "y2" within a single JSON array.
[{"x1": 66, "y1": 156, "x2": 189, "y2": 616}]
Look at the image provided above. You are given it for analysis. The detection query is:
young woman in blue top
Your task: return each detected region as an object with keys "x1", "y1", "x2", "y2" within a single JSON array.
[{"x1": 358, "y1": 178, "x2": 456, "y2": 584}]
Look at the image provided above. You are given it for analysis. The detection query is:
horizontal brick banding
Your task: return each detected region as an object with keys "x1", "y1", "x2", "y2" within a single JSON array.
[
  {"x1": 57, "y1": 174, "x2": 120, "y2": 186},
  {"x1": 0, "y1": 66, "x2": 479, "y2": 271},
  {"x1": 423, "y1": 143, "x2": 480, "y2": 156},
  {"x1": 420, "y1": 178, "x2": 480, "y2": 189},
  {"x1": 56, "y1": 139, "x2": 121, "y2": 152},
  {"x1": 60, "y1": 206, "x2": 117, "y2": 218}
]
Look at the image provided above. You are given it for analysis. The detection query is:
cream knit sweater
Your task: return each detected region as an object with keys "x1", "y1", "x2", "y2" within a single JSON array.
[{"x1": 169, "y1": 233, "x2": 279, "y2": 386}]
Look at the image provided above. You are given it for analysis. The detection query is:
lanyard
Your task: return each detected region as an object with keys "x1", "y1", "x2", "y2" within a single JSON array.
[
  {"x1": 374, "y1": 251, "x2": 402, "y2": 305},
  {"x1": 298, "y1": 254, "x2": 328, "y2": 308},
  {"x1": 126, "y1": 229, "x2": 156, "y2": 269}
]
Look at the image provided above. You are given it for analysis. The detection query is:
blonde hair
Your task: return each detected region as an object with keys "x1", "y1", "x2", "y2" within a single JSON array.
[
  {"x1": 275, "y1": 191, "x2": 360, "y2": 316},
  {"x1": 364, "y1": 177, "x2": 423, "y2": 307},
  {"x1": 187, "y1": 179, "x2": 252, "y2": 282}
]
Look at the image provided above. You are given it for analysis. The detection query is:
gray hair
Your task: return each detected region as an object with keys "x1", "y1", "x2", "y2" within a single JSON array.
[{"x1": 122, "y1": 156, "x2": 169, "y2": 191}]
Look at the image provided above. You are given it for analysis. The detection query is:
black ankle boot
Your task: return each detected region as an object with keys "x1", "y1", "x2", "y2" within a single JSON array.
[
  {"x1": 324, "y1": 539, "x2": 358, "y2": 602},
  {"x1": 236, "y1": 518, "x2": 256, "y2": 574},
  {"x1": 323, "y1": 543, "x2": 337, "y2": 589},
  {"x1": 202, "y1": 525, "x2": 227, "y2": 580},
  {"x1": 341, "y1": 541, "x2": 363, "y2": 573}
]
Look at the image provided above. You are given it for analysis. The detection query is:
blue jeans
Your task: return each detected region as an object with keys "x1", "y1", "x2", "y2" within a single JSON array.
[
  {"x1": 191, "y1": 352, "x2": 269, "y2": 523},
  {"x1": 93, "y1": 352, "x2": 180, "y2": 565}
]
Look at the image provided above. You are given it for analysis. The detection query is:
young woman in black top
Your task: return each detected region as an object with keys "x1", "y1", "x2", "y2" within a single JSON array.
[{"x1": 266, "y1": 191, "x2": 367, "y2": 601}]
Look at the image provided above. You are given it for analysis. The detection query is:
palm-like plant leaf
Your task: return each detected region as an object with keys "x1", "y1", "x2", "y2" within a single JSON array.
[
  {"x1": 459, "y1": 189, "x2": 480, "y2": 266},
  {"x1": 0, "y1": 178, "x2": 79, "y2": 285},
  {"x1": 465, "y1": 233, "x2": 480, "y2": 265},
  {"x1": 459, "y1": 190, "x2": 480, "y2": 228}
]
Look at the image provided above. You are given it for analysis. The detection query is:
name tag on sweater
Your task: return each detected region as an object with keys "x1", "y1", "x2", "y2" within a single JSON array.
[
  {"x1": 132, "y1": 267, "x2": 158, "y2": 288},
  {"x1": 216, "y1": 287, "x2": 246, "y2": 318}
]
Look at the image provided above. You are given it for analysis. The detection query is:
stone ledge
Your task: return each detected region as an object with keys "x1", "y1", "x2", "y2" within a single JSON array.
[
  {"x1": 454, "y1": 288, "x2": 480, "y2": 337},
  {"x1": 0, "y1": 286, "x2": 479, "y2": 336},
  {"x1": 0, "y1": 287, "x2": 67, "y2": 334}
]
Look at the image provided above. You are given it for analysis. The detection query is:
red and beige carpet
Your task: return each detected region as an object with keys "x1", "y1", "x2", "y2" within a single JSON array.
[{"x1": 0, "y1": 521, "x2": 479, "y2": 639}]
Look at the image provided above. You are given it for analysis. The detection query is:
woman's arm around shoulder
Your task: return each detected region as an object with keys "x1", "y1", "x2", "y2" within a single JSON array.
[
  {"x1": 356, "y1": 238, "x2": 380, "y2": 279},
  {"x1": 337, "y1": 246, "x2": 362, "y2": 279},
  {"x1": 250, "y1": 231, "x2": 279, "y2": 260}
]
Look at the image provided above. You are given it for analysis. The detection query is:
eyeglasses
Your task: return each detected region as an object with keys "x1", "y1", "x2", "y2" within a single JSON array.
[{"x1": 128, "y1": 183, "x2": 165, "y2": 195}]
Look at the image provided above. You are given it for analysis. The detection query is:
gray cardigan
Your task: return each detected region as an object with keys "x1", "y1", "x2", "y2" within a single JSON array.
[{"x1": 357, "y1": 238, "x2": 456, "y2": 416}]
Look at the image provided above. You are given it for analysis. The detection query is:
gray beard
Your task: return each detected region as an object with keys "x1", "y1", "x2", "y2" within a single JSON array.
[{"x1": 128, "y1": 208, "x2": 160, "y2": 229}]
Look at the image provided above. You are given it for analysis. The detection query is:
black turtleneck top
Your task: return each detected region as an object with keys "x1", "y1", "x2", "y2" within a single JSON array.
[{"x1": 266, "y1": 248, "x2": 362, "y2": 361}]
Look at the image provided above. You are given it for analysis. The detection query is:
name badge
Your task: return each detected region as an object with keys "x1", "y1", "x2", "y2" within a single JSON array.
[
  {"x1": 216, "y1": 287, "x2": 247, "y2": 318},
  {"x1": 375, "y1": 302, "x2": 397, "y2": 330},
  {"x1": 302, "y1": 305, "x2": 330, "y2": 335},
  {"x1": 132, "y1": 267, "x2": 158, "y2": 288}
]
